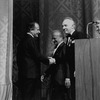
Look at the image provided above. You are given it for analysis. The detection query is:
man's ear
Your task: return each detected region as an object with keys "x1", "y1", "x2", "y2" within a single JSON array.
[{"x1": 72, "y1": 24, "x2": 75, "y2": 29}]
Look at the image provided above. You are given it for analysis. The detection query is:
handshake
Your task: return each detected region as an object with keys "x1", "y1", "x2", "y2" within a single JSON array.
[{"x1": 48, "y1": 57, "x2": 56, "y2": 64}]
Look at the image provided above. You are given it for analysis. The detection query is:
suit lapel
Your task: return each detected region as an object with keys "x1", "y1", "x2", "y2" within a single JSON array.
[
  {"x1": 72, "y1": 31, "x2": 76, "y2": 39},
  {"x1": 72, "y1": 30, "x2": 80, "y2": 39},
  {"x1": 53, "y1": 42, "x2": 64, "y2": 57}
]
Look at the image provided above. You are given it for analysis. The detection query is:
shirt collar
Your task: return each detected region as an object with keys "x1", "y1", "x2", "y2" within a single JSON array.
[
  {"x1": 56, "y1": 41, "x2": 64, "y2": 49},
  {"x1": 27, "y1": 32, "x2": 34, "y2": 38},
  {"x1": 53, "y1": 41, "x2": 64, "y2": 55},
  {"x1": 70, "y1": 29, "x2": 75, "y2": 35}
]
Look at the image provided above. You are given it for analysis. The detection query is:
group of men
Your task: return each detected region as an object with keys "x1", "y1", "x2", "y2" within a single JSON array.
[{"x1": 17, "y1": 17, "x2": 100, "y2": 100}]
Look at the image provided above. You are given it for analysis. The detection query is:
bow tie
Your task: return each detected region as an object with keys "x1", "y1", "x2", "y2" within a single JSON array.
[
  {"x1": 66, "y1": 34, "x2": 72, "y2": 37},
  {"x1": 66, "y1": 34, "x2": 74, "y2": 46},
  {"x1": 66, "y1": 34, "x2": 74, "y2": 40}
]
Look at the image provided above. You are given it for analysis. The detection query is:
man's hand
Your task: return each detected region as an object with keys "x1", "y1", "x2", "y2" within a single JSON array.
[
  {"x1": 41, "y1": 74, "x2": 45, "y2": 82},
  {"x1": 48, "y1": 57, "x2": 56, "y2": 64},
  {"x1": 65, "y1": 78, "x2": 71, "y2": 88}
]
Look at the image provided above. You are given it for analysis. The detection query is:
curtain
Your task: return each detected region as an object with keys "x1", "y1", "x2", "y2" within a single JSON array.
[
  {"x1": 13, "y1": 0, "x2": 39, "y2": 99},
  {"x1": 39, "y1": 0, "x2": 100, "y2": 57},
  {"x1": 0, "y1": 0, "x2": 13, "y2": 100},
  {"x1": 13, "y1": 0, "x2": 39, "y2": 83}
]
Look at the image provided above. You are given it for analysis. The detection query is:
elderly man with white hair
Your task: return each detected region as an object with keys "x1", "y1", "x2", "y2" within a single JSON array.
[{"x1": 62, "y1": 17, "x2": 85, "y2": 100}]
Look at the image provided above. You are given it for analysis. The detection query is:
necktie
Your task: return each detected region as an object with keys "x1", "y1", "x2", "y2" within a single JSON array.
[{"x1": 66, "y1": 34, "x2": 71, "y2": 46}]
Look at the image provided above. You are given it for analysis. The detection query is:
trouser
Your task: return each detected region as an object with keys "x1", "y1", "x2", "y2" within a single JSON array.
[
  {"x1": 70, "y1": 77, "x2": 75, "y2": 100},
  {"x1": 49, "y1": 81, "x2": 71, "y2": 100},
  {"x1": 18, "y1": 78, "x2": 41, "y2": 100}
]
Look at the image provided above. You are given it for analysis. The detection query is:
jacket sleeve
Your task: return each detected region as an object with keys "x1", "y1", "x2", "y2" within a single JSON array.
[
  {"x1": 55, "y1": 44, "x2": 70, "y2": 78},
  {"x1": 44, "y1": 64, "x2": 55, "y2": 77},
  {"x1": 28, "y1": 37, "x2": 49, "y2": 65}
]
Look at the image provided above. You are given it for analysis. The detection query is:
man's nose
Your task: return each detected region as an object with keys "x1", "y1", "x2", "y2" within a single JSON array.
[
  {"x1": 38, "y1": 30, "x2": 40, "y2": 33},
  {"x1": 63, "y1": 27, "x2": 66, "y2": 31},
  {"x1": 52, "y1": 39, "x2": 55, "y2": 42},
  {"x1": 63, "y1": 26, "x2": 66, "y2": 30}
]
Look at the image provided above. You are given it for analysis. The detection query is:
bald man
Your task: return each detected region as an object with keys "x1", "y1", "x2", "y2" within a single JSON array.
[{"x1": 42, "y1": 30, "x2": 70, "y2": 100}]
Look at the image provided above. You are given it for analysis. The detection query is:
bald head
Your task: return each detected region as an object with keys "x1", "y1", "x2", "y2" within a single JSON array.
[
  {"x1": 53, "y1": 30, "x2": 63, "y2": 37},
  {"x1": 52, "y1": 30, "x2": 63, "y2": 46}
]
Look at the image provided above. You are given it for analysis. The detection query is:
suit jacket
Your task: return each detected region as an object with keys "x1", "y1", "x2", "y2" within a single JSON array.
[
  {"x1": 44, "y1": 42, "x2": 70, "y2": 85},
  {"x1": 66, "y1": 30, "x2": 85, "y2": 79},
  {"x1": 17, "y1": 34, "x2": 49, "y2": 79}
]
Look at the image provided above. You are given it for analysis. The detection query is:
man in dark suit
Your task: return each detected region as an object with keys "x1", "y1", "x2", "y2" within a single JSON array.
[
  {"x1": 41, "y1": 30, "x2": 71, "y2": 100},
  {"x1": 62, "y1": 17, "x2": 85, "y2": 100},
  {"x1": 17, "y1": 22, "x2": 55, "y2": 100}
]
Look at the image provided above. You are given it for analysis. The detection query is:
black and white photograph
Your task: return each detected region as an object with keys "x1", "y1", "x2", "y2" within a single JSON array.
[{"x1": 0, "y1": 0, "x2": 100, "y2": 100}]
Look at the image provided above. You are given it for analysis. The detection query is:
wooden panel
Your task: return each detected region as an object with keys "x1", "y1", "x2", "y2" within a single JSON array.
[{"x1": 75, "y1": 39, "x2": 100, "y2": 100}]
